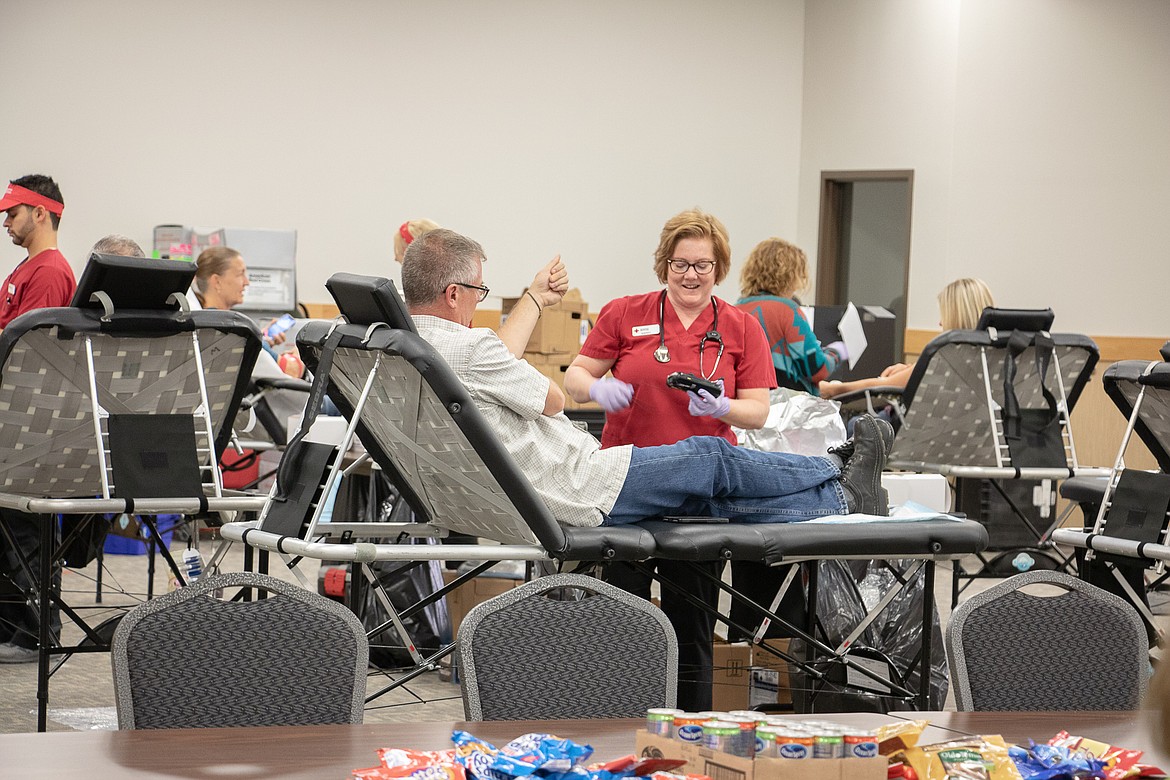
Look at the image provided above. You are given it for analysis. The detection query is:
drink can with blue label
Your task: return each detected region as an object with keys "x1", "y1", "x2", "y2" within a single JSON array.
[
  {"x1": 844, "y1": 731, "x2": 879, "y2": 758},
  {"x1": 773, "y1": 730, "x2": 814, "y2": 760},
  {"x1": 672, "y1": 714, "x2": 707, "y2": 743}
]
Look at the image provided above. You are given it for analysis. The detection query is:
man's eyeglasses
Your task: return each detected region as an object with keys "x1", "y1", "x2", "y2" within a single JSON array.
[
  {"x1": 668, "y1": 260, "x2": 715, "y2": 275},
  {"x1": 452, "y1": 282, "x2": 491, "y2": 302}
]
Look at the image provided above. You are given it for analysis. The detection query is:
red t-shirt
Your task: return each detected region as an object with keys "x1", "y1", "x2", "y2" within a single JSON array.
[
  {"x1": 0, "y1": 249, "x2": 77, "y2": 328},
  {"x1": 579, "y1": 291, "x2": 776, "y2": 449}
]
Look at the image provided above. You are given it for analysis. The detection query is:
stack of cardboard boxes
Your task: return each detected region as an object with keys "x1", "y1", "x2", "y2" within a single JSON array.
[
  {"x1": 501, "y1": 288, "x2": 598, "y2": 411},
  {"x1": 713, "y1": 639, "x2": 794, "y2": 712}
]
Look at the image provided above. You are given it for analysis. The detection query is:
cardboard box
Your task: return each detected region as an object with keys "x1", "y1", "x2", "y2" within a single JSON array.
[
  {"x1": 712, "y1": 641, "x2": 753, "y2": 711},
  {"x1": 635, "y1": 730, "x2": 884, "y2": 780},
  {"x1": 712, "y1": 640, "x2": 793, "y2": 712},
  {"x1": 442, "y1": 569, "x2": 524, "y2": 639},
  {"x1": 503, "y1": 288, "x2": 590, "y2": 354},
  {"x1": 749, "y1": 641, "x2": 792, "y2": 711},
  {"x1": 523, "y1": 351, "x2": 601, "y2": 411}
]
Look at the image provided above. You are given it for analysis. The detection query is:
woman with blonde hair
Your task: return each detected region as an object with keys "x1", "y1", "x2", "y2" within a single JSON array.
[
  {"x1": 736, "y1": 237, "x2": 847, "y2": 395},
  {"x1": 820, "y1": 277, "x2": 995, "y2": 399}
]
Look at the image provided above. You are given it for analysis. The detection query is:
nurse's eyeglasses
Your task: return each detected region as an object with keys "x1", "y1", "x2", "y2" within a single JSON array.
[
  {"x1": 452, "y1": 282, "x2": 491, "y2": 302},
  {"x1": 668, "y1": 260, "x2": 715, "y2": 275}
]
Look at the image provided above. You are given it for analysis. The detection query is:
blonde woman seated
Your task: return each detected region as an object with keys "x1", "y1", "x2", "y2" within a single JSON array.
[{"x1": 819, "y1": 277, "x2": 995, "y2": 399}]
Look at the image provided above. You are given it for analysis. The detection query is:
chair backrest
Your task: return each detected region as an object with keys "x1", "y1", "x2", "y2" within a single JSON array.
[
  {"x1": 326, "y1": 272, "x2": 416, "y2": 331},
  {"x1": 946, "y1": 570, "x2": 1147, "y2": 711},
  {"x1": 889, "y1": 329, "x2": 1097, "y2": 469},
  {"x1": 975, "y1": 307, "x2": 1055, "y2": 333},
  {"x1": 457, "y1": 573, "x2": 677, "y2": 720},
  {"x1": 111, "y1": 571, "x2": 368, "y2": 729},
  {"x1": 0, "y1": 307, "x2": 259, "y2": 498},
  {"x1": 1102, "y1": 360, "x2": 1170, "y2": 473}
]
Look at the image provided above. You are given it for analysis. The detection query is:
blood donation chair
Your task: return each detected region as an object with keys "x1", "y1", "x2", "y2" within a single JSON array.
[
  {"x1": 218, "y1": 274, "x2": 988, "y2": 713},
  {"x1": 0, "y1": 252, "x2": 268, "y2": 731},
  {"x1": 1051, "y1": 351, "x2": 1170, "y2": 645},
  {"x1": 877, "y1": 319, "x2": 1104, "y2": 603}
]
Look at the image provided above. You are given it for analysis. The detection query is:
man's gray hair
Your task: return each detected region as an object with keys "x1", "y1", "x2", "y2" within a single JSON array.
[
  {"x1": 401, "y1": 228, "x2": 487, "y2": 307},
  {"x1": 90, "y1": 234, "x2": 145, "y2": 257}
]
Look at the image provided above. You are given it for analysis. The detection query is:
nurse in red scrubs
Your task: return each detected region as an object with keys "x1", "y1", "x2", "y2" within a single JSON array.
[{"x1": 564, "y1": 208, "x2": 775, "y2": 710}]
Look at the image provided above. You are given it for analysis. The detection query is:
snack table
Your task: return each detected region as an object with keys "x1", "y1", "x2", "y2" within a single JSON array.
[{"x1": 0, "y1": 712, "x2": 1163, "y2": 780}]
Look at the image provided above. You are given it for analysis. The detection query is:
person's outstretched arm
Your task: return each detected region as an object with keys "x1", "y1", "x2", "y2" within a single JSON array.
[
  {"x1": 819, "y1": 361, "x2": 914, "y2": 399},
  {"x1": 497, "y1": 255, "x2": 568, "y2": 358}
]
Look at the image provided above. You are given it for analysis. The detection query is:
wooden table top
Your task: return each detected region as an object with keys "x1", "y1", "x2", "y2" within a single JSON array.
[{"x1": 0, "y1": 711, "x2": 1163, "y2": 780}]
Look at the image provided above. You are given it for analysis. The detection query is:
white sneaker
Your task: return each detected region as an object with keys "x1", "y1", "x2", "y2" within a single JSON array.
[{"x1": 0, "y1": 642, "x2": 38, "y2": 664}]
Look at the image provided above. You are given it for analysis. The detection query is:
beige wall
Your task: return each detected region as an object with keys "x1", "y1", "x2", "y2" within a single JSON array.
[
  {"x1": 3, "y1": 1, "x2": 1165, "y2": 341},
  {"x1": 800, "y1": 0, "x2": 1170, "y2": 338},
  {"x1": 0, "y1": 0, "x2": 805, "y2": 309}
]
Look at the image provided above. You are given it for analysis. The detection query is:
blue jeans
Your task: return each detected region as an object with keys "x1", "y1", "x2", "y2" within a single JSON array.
[{"x1": 604, "y1": 436, "x2": 847, "y2": 525}]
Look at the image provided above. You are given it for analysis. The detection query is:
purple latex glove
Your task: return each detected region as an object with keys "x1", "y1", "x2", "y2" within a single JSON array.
[
  {"x1": 826, "y1": 340, "x2": 849, "y2": 361},
  {"x1": 588, "y1": 377, "x2": 634, "y2": 412},
  {"x1": 687, "y1": 382, "x2": 731, "y2": 418}
]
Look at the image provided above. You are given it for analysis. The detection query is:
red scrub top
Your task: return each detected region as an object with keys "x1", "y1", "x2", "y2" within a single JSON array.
[{"x1": 580, "y1": 290, "x2": 776, "y2": 449}]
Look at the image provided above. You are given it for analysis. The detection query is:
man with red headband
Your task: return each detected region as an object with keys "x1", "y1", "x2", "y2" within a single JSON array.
[
  {"x1": 0, "y1": 174, "x2": 73, "y2": 663},
  {"x1": 0, "y1": 174, "x2": 76, "y2": 330}
]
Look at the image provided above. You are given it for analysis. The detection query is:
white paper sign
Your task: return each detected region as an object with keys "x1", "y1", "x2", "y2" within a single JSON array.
[{"x1": 838, "y1": 302, "x2": 868, "y2": 369}]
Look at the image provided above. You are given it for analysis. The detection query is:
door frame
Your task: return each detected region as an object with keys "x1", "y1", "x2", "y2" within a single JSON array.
[{"x1": 815, "y1": 169, "x2": 915, "y2": 306}]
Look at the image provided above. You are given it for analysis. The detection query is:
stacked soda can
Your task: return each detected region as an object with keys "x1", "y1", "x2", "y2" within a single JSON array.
[{"x1": 644, "y1": 710, "x2": 877, "y2": 761}]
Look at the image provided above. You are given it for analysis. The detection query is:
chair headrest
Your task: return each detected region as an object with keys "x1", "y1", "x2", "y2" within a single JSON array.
[
  {"x1": 975, "y1": 307, "x2": 1055, "y2": 333},
  {"x1": 325, "y1": 273, "x2": 416, "y2": 332}
]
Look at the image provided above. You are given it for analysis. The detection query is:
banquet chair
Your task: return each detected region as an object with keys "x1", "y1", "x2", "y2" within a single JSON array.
[
  {"x1": 457, "y1": 573, "x2": 677, "y2": 720},
  {"x1": 945, "y1": 570, "x2": 1147, "y2": 711},
  {"x1": 111, "y1": 571, "x2": 368, "y2": 729}
]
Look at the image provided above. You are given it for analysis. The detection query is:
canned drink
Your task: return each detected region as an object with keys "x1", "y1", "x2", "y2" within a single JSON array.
[
  {"x1": 844, "y1": 731, "x2": 880, "y2": 758},
  {"x1": 695, "y1": 711, "x2": 727, "y2": 721},
  {"x1": 727, "y1": 710, "x2": 769, "y2": 723},
  {"x1": 702, "y1": 721, "x2": 745, "y2": 756},
  {"x1": 812, "y1": 732, "x2": 845, "y2": 759},
  {"x1": 646, "y1": 708, "x2": 683, "y2": 737},
  {"x1": 723, "y1": 716, "x2": 760, "y2": 757},
  {"x1": 755, "y1": 725, "x2": 783, "y2": 758},
  {"x1": 773, "y1": 730, "x2": 814, "y2": 760},
  {"x1": 673, "y1": 714, "x2": 707, "y2": 743}
]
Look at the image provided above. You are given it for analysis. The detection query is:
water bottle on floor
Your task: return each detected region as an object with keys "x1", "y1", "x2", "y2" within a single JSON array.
[{"x1": 182, "y1": 548, "x2": 203, "y2": 585}]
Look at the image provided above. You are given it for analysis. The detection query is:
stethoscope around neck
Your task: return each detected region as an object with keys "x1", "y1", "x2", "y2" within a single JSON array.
[{"x1": 653, "y1": 289, "x2": 725, "y2": 380}]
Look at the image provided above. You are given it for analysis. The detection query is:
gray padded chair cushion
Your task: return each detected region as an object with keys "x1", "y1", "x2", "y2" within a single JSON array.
[
  {"x1": 457, "y1": 573, "x2": 677, "y2": 720},
  {"x1": 111, "y1": 572, "x2": 368, "y2": 729},
  {"x1": 946, "y1": 570, "x2": 1147, "y2": 711}
]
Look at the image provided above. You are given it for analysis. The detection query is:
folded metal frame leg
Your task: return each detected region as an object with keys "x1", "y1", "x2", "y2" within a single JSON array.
[
  {"x1": 362, "y1": 559, "x2": 498, "y2": 705},
  {"x1": 633, "y1": 559, "x2": 928, "y2": 712}
]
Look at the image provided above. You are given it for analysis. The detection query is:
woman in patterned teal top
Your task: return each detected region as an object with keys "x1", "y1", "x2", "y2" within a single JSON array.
[{"x1": 735, "y1": 237, "x2": 846, "y2": 396}]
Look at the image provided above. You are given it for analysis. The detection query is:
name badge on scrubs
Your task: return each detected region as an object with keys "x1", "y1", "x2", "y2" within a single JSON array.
[
  {"x1": 631, "y1": 324, "x2": 660, "y2": 337},
  {"x1": 7, "y1": 284, "x2": 13, "y2": 295}
]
